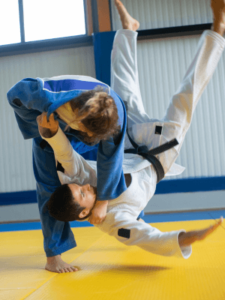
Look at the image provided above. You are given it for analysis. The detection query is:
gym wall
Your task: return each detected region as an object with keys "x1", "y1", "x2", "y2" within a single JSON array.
[{"x1": 0, "y1": 0, "x2": 224, "y2": 220}]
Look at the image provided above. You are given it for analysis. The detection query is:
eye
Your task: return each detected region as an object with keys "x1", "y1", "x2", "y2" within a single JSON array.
[{"x1": 80, "y1": 190, "x2": 85, "y2": 197}]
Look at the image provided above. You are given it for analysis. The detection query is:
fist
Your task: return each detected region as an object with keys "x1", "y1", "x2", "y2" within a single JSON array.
[
  {"x1": 88, "y1": 200, "x2": 108, "y2": 225},
  {"x1": 37, "y1": 112, "x2": 59, "y2": 137}
]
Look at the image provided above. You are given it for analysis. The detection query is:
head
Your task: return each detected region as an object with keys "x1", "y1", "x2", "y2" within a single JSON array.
[
  {"x1": 67, "y1": 86, "x2": 121, "y2": 144},
  {"x1": 48, "y1": 183, "x2": 97, "y2": 221}
]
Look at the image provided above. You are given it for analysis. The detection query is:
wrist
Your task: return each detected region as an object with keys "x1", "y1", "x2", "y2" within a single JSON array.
[
  {"x1": 39, "y1": 125, "x2": 59, "y2": 138},
  {"x1": 96, "y1": 200, "x2": 108, "y2": 205}
]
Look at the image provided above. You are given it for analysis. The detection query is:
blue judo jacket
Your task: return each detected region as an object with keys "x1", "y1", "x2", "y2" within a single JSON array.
[{"x1": 7, "y1": 76, "x2": 127, "y2": 256}]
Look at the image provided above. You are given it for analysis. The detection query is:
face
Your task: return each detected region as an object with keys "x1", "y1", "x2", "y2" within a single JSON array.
[
  {"x1": 77, "y1": 122, "x2": 94, "y2": 137},
  {"x1": 68, "y1": 183, "x2": 97, "y2": 218},
  {"x1": 56, "y1": 105, "x2": 94, "y2": 137}
]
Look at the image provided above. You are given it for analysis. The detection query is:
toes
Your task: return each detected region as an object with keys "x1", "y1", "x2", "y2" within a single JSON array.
[{"x1": 69, "y1": 267, "x2": 76, "y2": 272}]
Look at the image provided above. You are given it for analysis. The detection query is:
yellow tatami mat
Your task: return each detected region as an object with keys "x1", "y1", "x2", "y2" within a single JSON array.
[{"x1": 0, "y1": 219, "x2": 224, "y2": 300}]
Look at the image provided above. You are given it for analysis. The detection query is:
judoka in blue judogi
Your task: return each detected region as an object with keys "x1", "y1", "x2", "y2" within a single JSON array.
[{"x1": 7, "y1": 76, "x2": 127, "y2": 257}]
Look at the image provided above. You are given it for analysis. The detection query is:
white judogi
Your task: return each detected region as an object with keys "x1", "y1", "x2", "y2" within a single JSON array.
[{"x1": 43, "y1": 29, "x2": 225, "y2": 259}]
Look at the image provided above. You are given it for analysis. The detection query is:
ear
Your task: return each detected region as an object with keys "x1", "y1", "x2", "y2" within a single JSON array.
[{"x1": 78, "y1": 208, "x2": 90, "y2": 219}]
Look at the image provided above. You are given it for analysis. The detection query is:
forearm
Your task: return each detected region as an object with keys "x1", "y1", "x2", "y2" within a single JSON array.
[
  {"x1": 39, "y1": 126, "x2": 58, "y2": 139},
  {"x1": 40, "y1": 126, "x2": 78, "y2": 177},
  {"x1": 41, "y1": 127, "x2": 73, "y2": 158}
]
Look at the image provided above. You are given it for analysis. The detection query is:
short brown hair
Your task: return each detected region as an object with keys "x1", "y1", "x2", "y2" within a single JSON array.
[
  {"x1": 48, "y1": 184, "x2": 91, "y2": 221},
  {"x1": 69, "y1": 87, "x2": 121, "y2": 144}
]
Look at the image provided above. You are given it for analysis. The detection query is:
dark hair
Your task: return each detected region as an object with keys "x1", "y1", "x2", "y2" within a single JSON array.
[
  {"x1": 68, "y1": 86, "x2": 121, "y2": 144},
  {"x1": 47, "y1": 184, "x2": 91, "y2": 221}
]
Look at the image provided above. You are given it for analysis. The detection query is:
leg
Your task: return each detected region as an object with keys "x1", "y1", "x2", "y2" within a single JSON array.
[
  {"x1": 157, "y1": 0, "x2": 225, "y2": 174},
  {"x1": 114, "y1": 0, "x2": 139, "y2": 31},
  {"x1": 33, "y1": 138, "x2": 77, "y2": 273},
  {"x1": 97, "y1": 210, "x2": 191, "y2": 258},
  {"x1": 130, "y1": 10, "x2": 225, "y2": 175},
  {"x1": 159, "y1": 29, "x2": 225, "y2": 174},
  {"x1": 111, "y1": 1, "x2": 151, "y2": 128}
]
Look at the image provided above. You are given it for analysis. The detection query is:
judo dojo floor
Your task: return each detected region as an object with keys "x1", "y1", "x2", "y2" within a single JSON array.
[{"x1": 0, "y1": 210, "x2": 224, "y2": 300}]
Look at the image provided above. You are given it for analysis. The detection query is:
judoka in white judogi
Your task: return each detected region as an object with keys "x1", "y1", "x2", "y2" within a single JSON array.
[{"x1": 41, "y1": 27, "x2": 225, "y2": 259}]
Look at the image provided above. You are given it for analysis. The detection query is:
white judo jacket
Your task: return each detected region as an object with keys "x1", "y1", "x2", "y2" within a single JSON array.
[
  {"x1": 43, "y1": 28, "x2": 225, "y2": 260},
  {"x1": 43, "y1": 127, "x2": 191, "y2": 259}
]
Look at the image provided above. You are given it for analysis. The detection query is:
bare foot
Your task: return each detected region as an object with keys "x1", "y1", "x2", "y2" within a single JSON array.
[
  {"x1": 178, "y1": 217, "x2": 223, "y2": 247},
  {"x1": 114, "y1": 0, "x2": 140, "y2": 31},
  {"x1": 211, "y1": 0, "x2": 225, "y2": 35},
  {"x1": 45, "y1": 255, "x2": 78, "y2": 273}
]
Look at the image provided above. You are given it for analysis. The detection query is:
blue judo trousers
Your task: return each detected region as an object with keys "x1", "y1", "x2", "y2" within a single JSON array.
[{"x1": 7, "y1": 76, "x2": 127, "y2": 257}]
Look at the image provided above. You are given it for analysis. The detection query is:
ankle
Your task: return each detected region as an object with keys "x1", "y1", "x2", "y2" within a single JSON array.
[
  {"x1": 47, "y1": 255, "x2": 61, "y2": 263},
  {"x1": 212, "y1": 18, "x2": 225, "y2": 36}
]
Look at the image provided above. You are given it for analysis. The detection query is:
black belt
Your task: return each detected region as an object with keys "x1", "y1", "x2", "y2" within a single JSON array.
[{"x1": 124, "y1": 101, "x2": 179, "y2": 183}]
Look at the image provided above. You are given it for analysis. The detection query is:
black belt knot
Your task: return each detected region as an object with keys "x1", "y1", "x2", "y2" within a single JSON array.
[
  {"x1": 137, "y1": 145, "x2": 149, "y2": 154},
  {"x1": 123, "y1": 101, "x2": 179, "y2": 184}
]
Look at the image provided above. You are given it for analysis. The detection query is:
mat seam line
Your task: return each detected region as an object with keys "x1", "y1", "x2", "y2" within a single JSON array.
[{"x1": 22, "y1": 231, "x2": 107, "y2": 300}]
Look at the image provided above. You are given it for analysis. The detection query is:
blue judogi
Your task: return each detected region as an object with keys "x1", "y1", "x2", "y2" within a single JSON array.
[{"x1": 7, "y1": 76, "x2": 127, "y2": 256}]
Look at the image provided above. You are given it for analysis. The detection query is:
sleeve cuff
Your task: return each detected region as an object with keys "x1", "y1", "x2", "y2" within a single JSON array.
[
  {"x1": 205, "y1": 30, "x2": 225, "y2": 48},
  {"x1": 41, "y1": 126, "x2": 71, "y2": 155},
  {"x1": 177, "y1": 230, "x2": 192, "y2": 259}
]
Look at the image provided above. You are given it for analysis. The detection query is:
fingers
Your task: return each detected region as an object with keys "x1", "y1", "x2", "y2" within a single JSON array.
[
  {"x1": 89, "y1": 216, "x2": 98, "y2": 225},
  {"x1": 36, "y1": 112, "x2": 48, "y2": 126},
  {"x1": 88, "y1": 216, "x2": 106, "y2": 225},
  {"x1": 37, "y1": 112, "x2": 59, "y2": 134},
  {"x1": 49, "y1": 113, "x2": 55, "y2": 123}
]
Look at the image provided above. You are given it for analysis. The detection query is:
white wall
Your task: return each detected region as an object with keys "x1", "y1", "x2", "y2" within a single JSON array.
[
  {"x1": 111, "y1": 0, "x2": 212, "y2": 30},
  {"x1": 0, "y1": 46, "x2": 96, "y2": 193}
]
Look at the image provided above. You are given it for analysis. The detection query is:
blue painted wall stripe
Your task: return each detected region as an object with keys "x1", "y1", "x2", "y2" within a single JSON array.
[
  {"x1": 0, "y1": 190, "x2": 37, "y2": 206},
  {"x1": 155, "y1": 176, "x2": 225, "y2": 194},
  {"x1": 0, "y1": 177, "x2": 224, "y2": 206}
]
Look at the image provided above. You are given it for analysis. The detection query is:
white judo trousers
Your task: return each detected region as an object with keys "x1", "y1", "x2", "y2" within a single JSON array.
[
  {"x1": 45, "y1": 29, "x2": 225, "y2": 259},
  {"x1": 96, "y1": 29, "x2": 225, "y2": 258}
]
